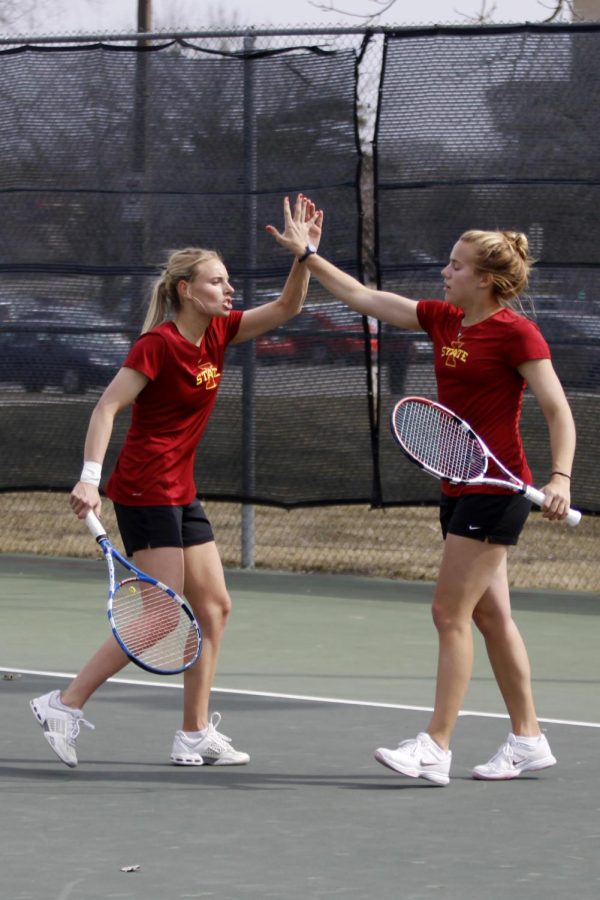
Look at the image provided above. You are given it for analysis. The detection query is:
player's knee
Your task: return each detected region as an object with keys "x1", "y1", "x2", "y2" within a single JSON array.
[
  {"x1": 472, "y1": 606, "x2": 511, "y2": 637},
  {"x1": 431, "y1": 598, "x2": 465, "y2": 634},
  {"x1": 218, "y1": 590, "x2": 232, "y2": 621},
  {"x1": 186, "y1": 588, "x2": 231, "y2": 630},
  {"x1": 472, "y1": 606, "x2": 490, "y2": 634},
  {"x1": 206, "y1": 589, "x2": 231, "y2": 625}
]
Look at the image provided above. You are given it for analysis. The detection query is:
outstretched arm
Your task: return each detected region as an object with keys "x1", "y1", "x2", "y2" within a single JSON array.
[
  {"x1": 232, "y1": 195, "x2": 323, "y2": 344},
  {"x1": 266, "y1": 195, "x2": 422, "y2": 332}
]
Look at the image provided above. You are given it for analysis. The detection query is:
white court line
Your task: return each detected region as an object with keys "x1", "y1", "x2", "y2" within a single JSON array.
[{"x1": 5, "y1": 665, "x2": 600, "y2": 730}]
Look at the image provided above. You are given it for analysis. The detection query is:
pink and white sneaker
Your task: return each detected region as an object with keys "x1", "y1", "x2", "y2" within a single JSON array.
[
  {"x1": 374, "y1": 732, "x2": 451, "y2": 786},
  {"x1": 472, "y1": 732, "x2": 557, "y2": 780}
]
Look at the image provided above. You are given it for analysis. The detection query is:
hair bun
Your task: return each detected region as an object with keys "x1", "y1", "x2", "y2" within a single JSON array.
[{"x1": 502, "y1": 231, "x2": 529, "y2": 260}]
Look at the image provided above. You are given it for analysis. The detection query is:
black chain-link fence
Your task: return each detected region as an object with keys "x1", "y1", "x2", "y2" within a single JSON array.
[
  {"x1": 376, "y1": 27, "x2": 600, "y2": 515},
  {"x1": 0, "y1": 25, "x2": 598, "y2": 590}
]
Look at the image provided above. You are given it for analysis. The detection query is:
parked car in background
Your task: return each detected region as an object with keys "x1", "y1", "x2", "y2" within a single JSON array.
[
  {"x1": 227, "y1": 301, "x2": 435, "y2": 394},
  {"x1": 229, "y1": 303, "x2": 378, "y2": 366},
  {"x1": 383, "y1": 309, "x2": 600, "y2": 396},
  {"x1": 532, "y1": 311, "x2": 600, "y2": 392},
  {"x1": 0, "y1": 312, "x2": 131, "y2": 394}
]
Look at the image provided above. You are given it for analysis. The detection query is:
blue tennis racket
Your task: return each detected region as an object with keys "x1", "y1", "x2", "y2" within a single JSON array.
[{"x1": 85, "y1": 511, "x2": 202, "y2": 675}]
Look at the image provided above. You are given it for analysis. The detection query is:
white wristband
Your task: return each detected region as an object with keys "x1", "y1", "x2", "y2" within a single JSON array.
[{"x1": 80, "y1": 460, "x2": 102, "y2": 487}]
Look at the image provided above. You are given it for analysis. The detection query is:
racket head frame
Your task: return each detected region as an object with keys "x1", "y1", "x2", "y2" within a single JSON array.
[
  {"x1": 390, "y1": 397, "x2": 581, "y2": 527},
  {"x1": 85, "y1": 511, "x2": 202, "y2": 675},
  {"x1": 390, "y1": 395, "x2": 491, "y2": 484}
]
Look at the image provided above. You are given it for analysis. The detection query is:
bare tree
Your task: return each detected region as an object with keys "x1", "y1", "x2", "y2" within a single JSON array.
[
  {"x1": 0, "y1": 0, "x2": 105, "y2": 32},
  {"x1": 154, "y1": 1, "x2": 241, "y2": 30},
  {"x1": 308, "y1": 0, "x2": 399, "y2": 24},
  {"x1": 537, "y1": 0, "x2": 576, "y2": 22},
  {"x1": 454, "y1": 0, "x2": 498, "y2": 23},
  {"x1": 455, "y1": 0, "x2": 574, "y2": 23},
  {"x1": 310, "y1": 0, "x2": 575, "y2": 23},
  {"x1": 0, "y1": 0, "x2": 43, "y2": 28}
]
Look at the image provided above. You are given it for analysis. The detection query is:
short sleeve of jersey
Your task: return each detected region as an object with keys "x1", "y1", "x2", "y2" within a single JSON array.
[
  {"x1": 122, "y1": 310, "x2": 243, "y2": 382},
  {"x1": 417, "y1": 299, "x2": 457, "y2": 336},
  {"x1": 504, "y1": 315, "x2": 551, "y2": 367},
  {"x1": 122, "y1": 332, "x2": 167, "y2": 381},
  {"x1": 224, "y1": 309, "x2": 243, "y2": 344}
]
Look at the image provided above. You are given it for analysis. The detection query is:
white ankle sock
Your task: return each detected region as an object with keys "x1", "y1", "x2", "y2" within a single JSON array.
[
  {"x1": 184, "y1": 727, "x2": 208, "y2": 739},
  {"x1": 55, "y1": 694, "x2": 79, "y2": 713},
  {"x1": 514, "y1": 734, "x2": 542, "y2": 747}
]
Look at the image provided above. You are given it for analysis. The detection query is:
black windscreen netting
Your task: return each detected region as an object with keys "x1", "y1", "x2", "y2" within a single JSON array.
[
  {"x1": 376, "y1": 27, "x2": 600, "y2": 513},
  {"x1": 0, "y1": 40, "x2": 372, "y2": 504},
  {"x1": 1, "y1": 28, "x2": 599, "y2": 514}
]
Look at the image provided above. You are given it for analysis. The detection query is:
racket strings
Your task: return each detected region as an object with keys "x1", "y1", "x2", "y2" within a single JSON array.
[
  {"x1": 112, "y1": 579, "x2": 198, "y2": 671},
  {"x1": 395, "y1": 401, "x2": 486, "y2": 481}
]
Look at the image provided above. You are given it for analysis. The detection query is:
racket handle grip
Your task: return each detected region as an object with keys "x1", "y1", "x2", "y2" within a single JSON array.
[
  {"x1": 523, "y1": 486, "x2": 582, "y2": 528},
  {"x1": 85, "y1": 510, "x2": 108, "y2": 540}
]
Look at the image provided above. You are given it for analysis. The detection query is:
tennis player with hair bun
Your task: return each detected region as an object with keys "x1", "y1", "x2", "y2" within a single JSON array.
[
  {"x1": 268, "y1": 204, "x2": 576, "y2": 785},
  {"x1": 30, "y1": 194, "x2": 322, "y2": 769}
]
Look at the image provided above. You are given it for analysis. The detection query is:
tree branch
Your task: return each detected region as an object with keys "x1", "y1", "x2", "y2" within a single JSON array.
[
  {"x1": 308, "y1": 0, "x2": 399, "y2": 24},
  {"x1": 309, "y1": 0, "x2": 574, "y2": 25}
]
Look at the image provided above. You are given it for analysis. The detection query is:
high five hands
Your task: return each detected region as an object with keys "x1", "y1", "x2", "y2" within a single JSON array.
[{"x1": 266, "y1": 194, "x2": 324, "y2": 257}]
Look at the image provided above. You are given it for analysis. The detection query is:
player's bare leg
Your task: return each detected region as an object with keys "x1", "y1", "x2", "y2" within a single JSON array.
[
  {"x1": 62, "y1": 545, "x2": 185, "y2": 709},
  {"x1": 472, "y1": 555, "x2": 540, "y2": 736},
  {"x1": 180, "y1": 541, "x2": 231, "y2": 732},
  {"x1": 425, "y1": 535, "x2": 507, "y2": 750}
]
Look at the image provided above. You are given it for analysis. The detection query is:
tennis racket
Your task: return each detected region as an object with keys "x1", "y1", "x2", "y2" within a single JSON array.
[
  {"x1": 390, "y1": 396, "x2": 581, "y2": 527},
  {"x1": 85, "y1": 511, "x2": 202, "y2": 674}
]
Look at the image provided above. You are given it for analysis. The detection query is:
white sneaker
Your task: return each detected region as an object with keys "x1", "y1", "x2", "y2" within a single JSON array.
[
  {"x1": 30, "y1": 690, "x2": 95, "y2": 768},
  {"x1": 170, "y1": 712, "x2": 250, "y2": 766},
  {"x1": 472, "y1": 732, "x2": 557, "y2": 780},
  {"x1": 374, "y1": 732, "x2": 451, "y2": 786}
]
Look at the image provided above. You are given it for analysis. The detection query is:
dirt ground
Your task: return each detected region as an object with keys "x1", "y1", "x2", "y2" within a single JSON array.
[{"x1": 0, "y1": 492, "x2": 598, "y2": 592}]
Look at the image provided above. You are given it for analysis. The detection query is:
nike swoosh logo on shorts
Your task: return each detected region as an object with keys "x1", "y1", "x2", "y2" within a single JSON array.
[{"x1": 468, "y1": 525, "x2": 481, "y2": 531}]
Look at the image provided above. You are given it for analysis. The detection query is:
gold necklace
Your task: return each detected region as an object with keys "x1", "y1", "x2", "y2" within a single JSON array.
[{"x1": 457, "y1": 307, "x2": 501, "y2": 340}]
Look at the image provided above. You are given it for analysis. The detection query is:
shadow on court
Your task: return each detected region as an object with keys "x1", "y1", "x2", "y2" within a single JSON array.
[{"x1": 1, "y1": 556, "x2": 599, "y2": 899}]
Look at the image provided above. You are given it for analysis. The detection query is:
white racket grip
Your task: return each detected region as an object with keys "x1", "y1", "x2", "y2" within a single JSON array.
[
  {"x1": 523, "y1": 485, "x2": 581, "y2": 527},
  {"x1": 85, "y1": 510, "x2": 108, "y2": 540}
]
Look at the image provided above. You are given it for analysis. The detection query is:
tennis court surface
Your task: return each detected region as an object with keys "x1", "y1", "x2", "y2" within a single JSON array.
[{"x1": 1, "y1": 554, "x2": 599, "y2": 900}]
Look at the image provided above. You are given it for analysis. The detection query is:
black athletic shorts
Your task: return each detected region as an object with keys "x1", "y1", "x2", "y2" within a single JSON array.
[
  {"x1": 113, "y1": 498, "x2": 215, "y2": 557},
  {"x1": 439, "y1": 492, "x2": 532, "y2": 546}
]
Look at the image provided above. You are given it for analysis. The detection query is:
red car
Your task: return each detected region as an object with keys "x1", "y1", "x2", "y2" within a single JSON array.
[
  {"x1": 255, "y1": 303, "x2": 377, "y2": 365},
  {"x1": 227, "y1": 301, "x2": 425, "y2": 394}
]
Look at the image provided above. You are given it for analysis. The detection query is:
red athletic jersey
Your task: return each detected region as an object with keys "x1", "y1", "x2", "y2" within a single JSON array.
[
  {"x1": 416, "y1": 300, "x2": 551, "y2": 496},
  {"x1": 105, "y1": 313, "x2": 243, "y2": 506}
]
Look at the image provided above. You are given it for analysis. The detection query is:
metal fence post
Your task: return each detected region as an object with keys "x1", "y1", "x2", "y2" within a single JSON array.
[{"x1": 241, "y1": 31, "x2": 257, "y2": 568}]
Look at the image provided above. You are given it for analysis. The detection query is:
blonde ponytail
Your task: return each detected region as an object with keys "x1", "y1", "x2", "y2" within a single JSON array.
[{"x1": 142, "y1": 278, "x2": 170, "y2": 333}]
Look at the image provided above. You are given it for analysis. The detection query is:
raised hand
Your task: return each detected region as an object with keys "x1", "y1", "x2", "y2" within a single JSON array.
[
  {"x1": 266, "y1": 194, "x2": 323, "y2": 256},
  {"x1": 305, "y1": 195, "x2": 324, "y2": 249}
]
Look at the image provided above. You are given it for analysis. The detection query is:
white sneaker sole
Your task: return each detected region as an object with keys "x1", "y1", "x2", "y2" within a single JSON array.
[
  {"x1": 201, "y1": 755, "x2": 250, "y2": 766},
  {"x1": 170, "y1": 753, "x2": 204, "y2": 766},
  {"x1": 374, "y1": 749, "x2": 450, "y2": 786},
  {"x1": 170, "y1": 753, "x2": 249, "y2": 766},
  {"x1": 472, "y1": 755, "x2": 557, "y2": 780}
]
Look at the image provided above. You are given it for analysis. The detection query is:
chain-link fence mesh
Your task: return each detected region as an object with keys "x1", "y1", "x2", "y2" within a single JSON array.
[
  {"x1": 1, "y1": 493, "x2": 598, "y2": 592},
  {"x1": 0, "y1": 25, "x2": 598, "y2": 591}
]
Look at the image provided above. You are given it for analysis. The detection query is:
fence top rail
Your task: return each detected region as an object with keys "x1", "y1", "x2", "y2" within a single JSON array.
[{"x1": 0, "y1": 21, "x2": 598, "y2": 47}]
